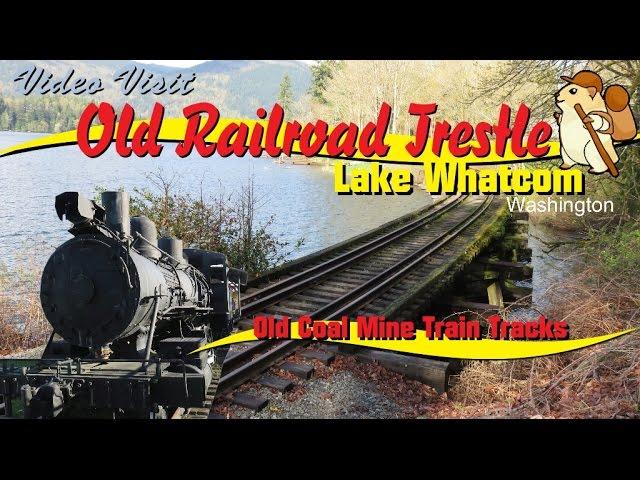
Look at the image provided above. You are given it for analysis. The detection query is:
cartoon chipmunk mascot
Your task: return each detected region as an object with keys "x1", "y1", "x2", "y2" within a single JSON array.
[{"x1": 554, "y1": 70, "x2": 637, "y2": 176}]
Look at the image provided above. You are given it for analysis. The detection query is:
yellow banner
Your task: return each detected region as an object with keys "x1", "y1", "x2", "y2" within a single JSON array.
[
  {"x1": 3, "y1": 116, "x2": 639, "y2": 164},
  {"x1": 191, "y1": 322, "x2": 637, "y2": 360}
]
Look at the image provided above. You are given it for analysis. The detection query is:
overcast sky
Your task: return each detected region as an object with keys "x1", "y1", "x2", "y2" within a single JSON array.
[{"x1": 136, "y1": 60, "x2": 315, "y2": 68}]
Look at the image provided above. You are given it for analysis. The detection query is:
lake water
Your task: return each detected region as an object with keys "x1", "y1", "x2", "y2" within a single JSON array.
[
  {"x1": 0, "y1": 131, "x2": 433, "y2": 270},
  {"x1": 527, "y1": 222, "x2": 583, "y2": 309}
]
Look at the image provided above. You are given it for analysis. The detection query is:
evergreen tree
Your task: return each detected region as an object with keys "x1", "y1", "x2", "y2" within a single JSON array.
[
  {"x1": 277, "y1": 74, "x2": 294, "y2": 118},
  {"x1": 308, "y1": 60, "x2": 343, "y2": 105}
]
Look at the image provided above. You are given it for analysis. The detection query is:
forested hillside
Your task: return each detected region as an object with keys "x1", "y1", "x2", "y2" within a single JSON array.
[{"x1": 0, "y1": 60, "x2": 311, "y2": 132}]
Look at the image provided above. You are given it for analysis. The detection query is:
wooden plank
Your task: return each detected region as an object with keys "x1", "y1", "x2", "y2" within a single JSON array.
[
  {"x1": 311, "y1": 284, "x2": 353, "y2": 295},
  {"x1": 511, "y1": 211, "x2": 528, "y2": 220},
  {"x1": 347, "y1": 268, "x2": 380, "y2": 275},
  {"x1": 296, "y1": 293, "x2": 337, "y2": 303},
  {"x1": 507, "y1": 219, "x2": 529, "y2": 233},
  {"x1": 278, "y1": 298, "x2": 323, "y2": 311},
  {"x1": 487, "y1": 281, "x2": 504, "y2": 308},
  {"x1": 232, "y1": 392, "x2": 268, "y2": 412},
  {"x1": 185, "y1": 408, "x2": 210, "y2": 418},
  {"x1": 257, "y1": 374, "x2": 294, "y2": 392},
  {"x1": 280, "y1": 362, "x2": 314, "y2": 379},
  {"x1": 337, "y1": 344, "x2": 358, "y2": 354},
  {"x1": 301, "y1": 350, "x2": 335, "y2": 365},
  {"x1": 171, "y1": 407, "x2": 185, "y2": 419},
  {"x1": 339, "y1": 271, "x2": 372, "y2": 280},
  {"x1": 328, "y1": 279, "x2": 364, "y2": 288},
  {"x1": 355, "y1": 349, "x2": 451, "y2": 393},
  {"x1": 482, "y1": 269, "x2": 500, "y2": 281},
  {"x1": 475, "y1": 257, "x2": 532, "y2": 279}
]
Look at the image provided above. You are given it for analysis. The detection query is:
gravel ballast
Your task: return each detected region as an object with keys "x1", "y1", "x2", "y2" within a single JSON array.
[
  {"x1": 212, "y1": 351, "x2": 446, "y2": 419},
  {"x1": 218, "y1": 371, "x2": 407, "y2": 419}
]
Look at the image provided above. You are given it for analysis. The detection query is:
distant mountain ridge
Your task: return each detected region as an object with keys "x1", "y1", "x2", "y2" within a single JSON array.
[{"x1": 0, "y1": 60, "x2": 311, "y2": 117}]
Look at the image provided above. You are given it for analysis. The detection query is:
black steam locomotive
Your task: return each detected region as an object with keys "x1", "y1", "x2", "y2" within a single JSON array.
[{"x1": 0, "y1": 191, "x2": 246, "y2": 418}]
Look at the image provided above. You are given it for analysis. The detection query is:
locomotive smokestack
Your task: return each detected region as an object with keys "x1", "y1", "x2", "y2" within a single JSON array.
[
  {"x1": 101, "y1": 191, "x2": 130, "y2": 237},
  {"x1": 159, "y1": 236, "x2": 184, "y2": 265},
  {"x1": 131, "y1": 216, "x2": 161, "y2": 259}
]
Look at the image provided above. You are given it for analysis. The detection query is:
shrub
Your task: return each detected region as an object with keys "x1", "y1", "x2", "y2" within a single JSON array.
[
  {"x1": 0, "y1": 262, "x2": 51, "y2": 356},
  {"x1": 584, "y1": 224, "x2": 640, "y2": 277},
  {"x1": 449, "y1": 230, "x2": 640, "y2": 418},
  {"x1": 99, "y1": 170, "x2": 304, "y2": 277}
]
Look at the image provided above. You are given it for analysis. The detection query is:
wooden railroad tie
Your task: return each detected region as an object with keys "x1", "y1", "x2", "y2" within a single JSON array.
[
  {"x1": 257, "y1": 374, "x2": 294, "y2": 392},
  {"x1": 301, "y1": 349, "x2": 335, "y2": 365},
  {"x1": 232, "y1": 392, "x2": 269, "y2": 412},
  {"x1": 280, "y1": 362, "x2": 314, "y2": 379}
]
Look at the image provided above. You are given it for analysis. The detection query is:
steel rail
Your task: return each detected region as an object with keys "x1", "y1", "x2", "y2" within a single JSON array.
[
  {"x1": 241, "y1": 194, "x2": 465, "y2": 314},
  {"x1": 214, "y1": 196, "x2": 494, "y2": 396}
]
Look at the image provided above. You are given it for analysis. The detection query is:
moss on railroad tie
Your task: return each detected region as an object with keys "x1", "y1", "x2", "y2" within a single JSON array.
[{"x1": 381, "y1": 198, "x2": 510, "y2": 319}]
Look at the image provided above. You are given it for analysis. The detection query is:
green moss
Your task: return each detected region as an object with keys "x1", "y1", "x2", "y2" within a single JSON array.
[{"x1": 382, "y1": 200, "x2": 510, "y2": 318}]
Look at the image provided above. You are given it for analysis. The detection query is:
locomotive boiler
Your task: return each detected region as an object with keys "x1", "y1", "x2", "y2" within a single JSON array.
[{"x1": 0, "y1": 190, "x2": 247, "y2": 418}]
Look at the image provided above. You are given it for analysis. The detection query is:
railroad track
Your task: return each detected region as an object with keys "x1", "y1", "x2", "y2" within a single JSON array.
[{"x1": 180, "y1": 194, "x2": 499, "y2": 419}]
